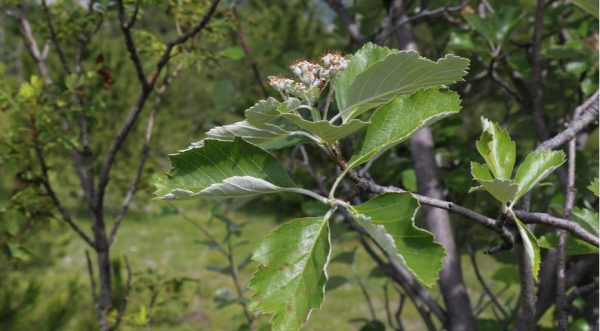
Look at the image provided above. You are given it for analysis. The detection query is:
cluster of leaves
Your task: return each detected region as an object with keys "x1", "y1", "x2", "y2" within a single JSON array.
[
  {"x1": 154, "y1": 43, "x2": 472, "y2": 330},
  {"x1": 470, "y1": 118, "x2": 599, "y2": 280}
]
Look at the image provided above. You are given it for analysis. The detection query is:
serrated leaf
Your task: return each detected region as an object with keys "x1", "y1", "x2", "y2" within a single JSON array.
[
  {"x1": 279, "y1": 113, "x2": 368, "y2": 143},
  {"x1": 512, "y1": 150, "x2": 566, "y2": 205},
  {"x1": 538, "y1": 232, "x2": 599, "y2": 255},
  {"x1": 245, "y1": 98, "x2": 281, "y2": 126},
  {"x1": 569, "y1": 0, "x2": 599, "y2": 18},
  {"x1": 154, "y1": 138, "x2": 295, "y2": 200},
  {"x1": 205, "y1": 121, "x2": 310, "y2": 150},
  {"x1": 347, "y1": 89, "x2": 461, "y2": 171},
  {"x1": 571, "y1": 207, "x2": 599, "y2": 236},
  {"x1": 340, "y1": 52, "x2": 469, "y2": 121},
  {"x1": 476, "y1": 179, "x2": 518, "y2": 204},
  {"x1": 335, "y1": 43, "x2": 399, "y2": 116},
  {"x1": 588, "y1": 178, "x2": 599, "y2": 197},
  {"x1": 476, "y1": 118, "x2": 516, "y2": 180},
  {"x1": 351, "y1": 193, "x2": 445, "y2": 287},
  {"x1": 249, "y1": 217, "x2": 331, "y2": 331},
  {"x1": 513, "y1": 216, "x2": 541, "y2": 281},
  {"x1": 471, "y1": 162, "x2": 494, "y2": 180}
]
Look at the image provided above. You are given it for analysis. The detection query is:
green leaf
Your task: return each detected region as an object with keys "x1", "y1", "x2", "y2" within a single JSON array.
[
  {"x1": 249, "y1": 217, "x2": 331, "y2": 331},
  {"x1": 279, "y1": 113, "x2": 368, "y2": 143},
  {"x1": 352, "y1": 193, "x2": 445, "y2": 287},
  {"x1": 471, "y1": 161, "x2": 518, "y2": 203},
  {"x1": 475, "y1": 179, "x2": 518, "y2": 204},
  {"x1": 476, "y1": 118, "x2": 516, "y2": 180},
  {"x1": 538, "y1": 232, "x2": 599, "y2": 255},
  {"x1": 571, "y1": 207, "x2": 599, "y2": 236},
  {"x1": 512, "y1": 150, "x2": 566, "y2": 205},
  {"x1": 347, "y1": 89, "x2": 461, "y2": 171},
  {"x1": 335, "y1": 43, "x2": 398, "y2": 116},
  {"x1": 471, "y1": 162, "x2": 493, "y2": 180},
  {"x1": 339, "y1": 51, "x2": 469, "y2": 121},
  {"x1": 588, "y1": 178, "x2": 599, "y2": 197},
  {"x1": 569, "y1": 0, "x2": 599, "y2": 18},
  {"x1": 205, "y1": 121, "x2": 310, "y2": 150},
  {"x1": 245, "y1": 98, "x2": 282, "y2": 126},
  {"x1": 513, "y1": 216, "x2": 541, "y2": 281},
  {"x1": 154, "y1": 138, "x2": 295, "y2": 200},
  {"x1": 220, "y1": 46, "x2": 246, "y2": 60}
]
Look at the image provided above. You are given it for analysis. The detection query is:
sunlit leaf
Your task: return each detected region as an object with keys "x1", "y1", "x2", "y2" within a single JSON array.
[
  {"x1": 347, "y1": 88, "x2": 461, "y2": 171},
  {"x1": 335, "y1": 43, "x2": 398, "y2": 117},
  {"x1": 351, "y1": 193, "x2": 445, "y2": 287},
  {"x1": 249, "y1": 217, "x2": 331, "y2": 331},
  {"x1": 279, "y1": 113, "x2": 368, "y2": 143},
  {"x1": 512, "y1": 150, "x2": 566, "y2": 205},
  {"x1": 339, "y1": 51, "x2": 468, "y2": 121},
  {"x1": 476, "y1": 118, "x2": 516, "y2": 180},
  {"x1": 514, "y1": 216, "x2": 541, "y2": 281},
  {"x1": 205, "y1": 121, "x2": 310, "y2": 150},
  {"x1": 154, "y1": 138, "x2": 295, "y2": 199}
]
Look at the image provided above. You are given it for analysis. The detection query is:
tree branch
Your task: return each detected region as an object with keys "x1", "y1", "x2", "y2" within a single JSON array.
[
  {"x1": 557, "y1": 136, "x2": 578, "y2": 330},
  {"x1": 31, "y1": 114, "x2": 95, "y2": 248},
  {"x1": 40, "y1": 0, "x2": 71, "y2": 74},
  {"x1": 323, "y1": 0, "x2": 367, "y2": 44},
  {"x1": 5, "y1": 6, "x2": 53, "y2": 84},
  {"x1": 108, "y1": 63, "x2": 183, "y2": 245},
  {"x1": 96, "y1": 0, "x2": 220, "y2": 211},
  {"x1": 514, "y1": 211, "x2": 598, "y2": 247}
]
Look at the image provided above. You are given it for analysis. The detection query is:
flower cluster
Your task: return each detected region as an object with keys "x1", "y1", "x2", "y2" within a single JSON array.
[{"x1": 268, "y1": 51, "x2": 349, "y2": 102}]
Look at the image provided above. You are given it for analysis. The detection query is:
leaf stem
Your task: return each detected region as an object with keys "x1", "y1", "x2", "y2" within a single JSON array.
[{"x1": 323, "y1": 80, "x2": 336, "y2": 120}]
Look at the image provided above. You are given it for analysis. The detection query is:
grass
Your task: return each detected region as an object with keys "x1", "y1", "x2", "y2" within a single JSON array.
[{"x1": 6, "y1": 199, "x2": 525, "y2": 330}]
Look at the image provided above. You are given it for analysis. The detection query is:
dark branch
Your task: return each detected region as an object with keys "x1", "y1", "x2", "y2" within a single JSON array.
[
  {"x1": 514, "y1": 211, "x2": 598, "y2": 247},
  {"x1": 40, "y1": 0, "x2": 71, "y2": 74}
]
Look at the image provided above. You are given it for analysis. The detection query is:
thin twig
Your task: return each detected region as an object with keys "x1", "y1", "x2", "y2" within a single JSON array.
[
  {"x1": 466, "y1": 241, "x2": 508, "y2": 319},
  {"x1": 108, "y1": 64, "x2": 183, "y2": 245},
  {"x1": 40, "y1": 0, "x2": 71, "y2": 74}
]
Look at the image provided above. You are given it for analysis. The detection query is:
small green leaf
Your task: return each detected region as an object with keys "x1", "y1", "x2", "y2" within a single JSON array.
[
  {"x1": 512, "y1": 150, "x2": 566, "y2": 205},
  {"x1": 471, "y1": 162, "x2": 494, "y2": 180},
  {"x1": 339, "y1": 52, "x2": 469, "y2": 121},
  {"x1": 279, "y1": 113, "x2": 368, "y2": 143},
  {"x1": 352, "y1": 193, "x2": 445, "y2": 287},
  {"x1": 513, "y1": 215, "x2": 541, "y2": 281},
  {"x1": 538, "y1": 232, "x2": 599, "y2": 255},
  {"x1": 476, "y1": 179, "x2": 518, "y2": 204},
  {"x1": 347, "y1": 89, "x2": 461, "y2": 171},
  {"x1": 220, "y1": 46, "x2": 246, "y2": 60},
  {"x1": 249, "y1": 217, "x2": 331, "y2": 331},
  {"x1": 476, "y1": 118, "x2": 516, "y2": 180},
  {"x1": 335, "y1": 43, "x2": 399, "y2": 117},
  {"x1": 588, "y1": 178, "x2": 599, "y2": 197},
  {"x1": 205, "y1": 121, "x2": 310, "y2": 150},
  {"x1": 245, "y1": 98, "x2": 282, "y2": 126},
  {"x1": 154, "y1": 138, "x2": 295, "y2": 199}
]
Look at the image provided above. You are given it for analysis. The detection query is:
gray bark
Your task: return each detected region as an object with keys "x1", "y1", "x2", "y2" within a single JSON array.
[{"x1": 388, "y1": 1, "x2": 476, "y2": 329}]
